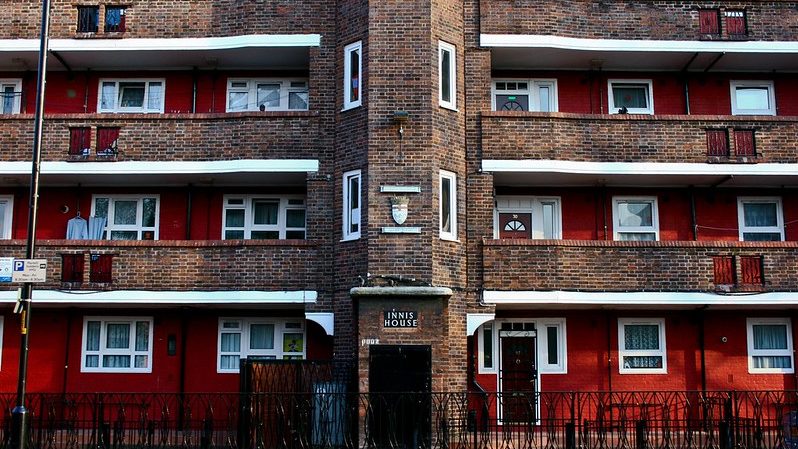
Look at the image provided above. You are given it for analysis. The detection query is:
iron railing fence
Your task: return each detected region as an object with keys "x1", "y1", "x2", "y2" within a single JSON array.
[{"x1": 0, "y1": 391, "x2": 797, "y2": 449}]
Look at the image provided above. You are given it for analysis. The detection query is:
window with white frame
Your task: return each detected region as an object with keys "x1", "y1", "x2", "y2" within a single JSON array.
[
  {"x1": 343, "y1": 41, "x2": 362, "y2": 110},
  {"x1": 478, "y1": 318, "x2": 567, "y2": 374},
  {"x1": 747, "y1": 318, "x2": 793, "y2": 373},
  {"x1": 92, "y1": 195, "x2": 159, "y2": 240},
  {"x1": 218, "y1": 318, "x2": 305, "y2": 372},
  {"x1": 608, "y1": 80, "x2": 654, "y2": 115},
  {"x1": 226, "y1": 79, "x2": 309, "y2": 112},
  {"x1": 98, "y1": 79, "x2": 164, "y2": 113},
  {"x1": 438, "y1": 41, "x2": 456, "y2": 110},
  {"x1": 495, "y1": 196, "x2": 561, "y2": 239},
  {"x1": 618, "y1": 318, "x2": 666, "y2": 374},
  {"x1": 737, "y1": 197, "x2": 784, "y2": 242},
  {"x1": 0, "y1": 79, "x2": 22, "y2": 114},
  {"x1": 731, "y1": 81, "x2": 776, "y2": 116},
  {"x1": 81, "y1": 317, "x2": 153, "y2": 373},
  {"x1": 342, "y1": 170, "x2": 361, "y2": 240},
  {"x1": 0, "y1": 195, "x2": 12, "y2": 239},
  {"x1": 440, "y1": 170, "x2": 457, "y2": 240},
  {"x1": 612, "y1": 197, "x2": 659, "y2": 241},
  {"x1": 492, "y1": 79, "x2": 558, "y2": 112},
  {"x1": 222, "y1": 196, "x2": 306, "y2": 240}
]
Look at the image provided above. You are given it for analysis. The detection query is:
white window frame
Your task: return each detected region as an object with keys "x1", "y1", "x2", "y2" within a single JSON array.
[
  {"x1": 747, "y1": 318, "x2": 794, "y2": 374},
  {"x1": 494, "y1": 196, "x2": 562, "y2": 239},
  {"x1": 217, "y1": 318, "x2": 306, "y2": 373},
  {"x1": 81, "y1": 316, "x2": 154, "y2": 373},
  {"x1": 343, "y1": 41, "x2": 362, "y2": 111},
  {"x1": 91, "y1": 194, "x2": 160, "y2": 240},
  {"x1": 618, "y1": 318, "x2": 667, "y2": 374},
  {"x1": 0, "y1": 195, "x2": 13, "y2": 239},
  {"x1": 225, "y1": 79, "x2": 309, "y2": 112},
  {"x1": 439, "y1": 170, "x2": 458, "y2": 241},
  {"x1": 737, "y1": 197, "x2": 784, "y2": 242},
  {"x1": 608, "y1": 79, "x2": 654, "y2": 115},
  {"x1": 342, "y1": 170, "x2": 362, "y2": 241},
  {"x1": 730, "y1": 81, "x2": 776, "y2": 116},
  {"x1": 491, "y1": 79, "x2": 558, "y2": 112},
  {"x1": 612, "y1": 196, "x2": 660, "y2": 241},
  {"x1": 438, "y1": 41, "x2": 457, "y2": 110},
  {"x1": 478, "y1": 318, "x2": 567, "y2": 375},
  {"x1": 0, "y1": 79, "x2": 22, "y2": 114},
  {"x1": 97, "y1": 79, "x2": 165, "y2": 113},
  {"x1": 222, "y1": 195, "x2": 306, "y2": 240}
]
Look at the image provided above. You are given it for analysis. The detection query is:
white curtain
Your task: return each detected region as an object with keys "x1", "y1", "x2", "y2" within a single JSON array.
[{"x1": 220, "y1": 333, "x2": 241, "y2": 370}]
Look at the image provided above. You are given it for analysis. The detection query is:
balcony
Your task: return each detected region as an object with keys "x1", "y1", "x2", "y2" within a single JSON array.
[
  {"x1": 480, "y1": 0, "x2": 796, "y2": 41},
  {"x1": 0, "y1": 239, "x2": 319, "y2": 293},
  {"x1": 481, "y1": 112, "x2": 798, "y2": 164},
  {"x1": 0, "y1": 112, "x2": 320, "y2": 163},
  {"x1": 482, "y1": 239, "x2": 798, "y2": 293}
]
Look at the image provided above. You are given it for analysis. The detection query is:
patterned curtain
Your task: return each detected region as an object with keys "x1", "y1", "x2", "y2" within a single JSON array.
[{"x1": 623, "y1": 324, "x2": 662, "y2": 369}]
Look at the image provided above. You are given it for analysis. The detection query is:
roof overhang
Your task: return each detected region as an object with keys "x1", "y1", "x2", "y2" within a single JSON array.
[
  {"x1": 0, "y1": 34, "x2": 321, "y2": 71},
  {"x1": 483, "y1": 290, "x2": 798, "y2": 310},
  {"x1": 482, "y1": 34, "x2": 798, "y2": 72},
  {"x1": 483, "y1": 159, "x2": 798, "y2": 188},
  {"x1": 0, "y1": 159, "x2": 318, "y2": 187},
  {"x1": 0, "y1": 289, "x2": 317, "y2": 308}
]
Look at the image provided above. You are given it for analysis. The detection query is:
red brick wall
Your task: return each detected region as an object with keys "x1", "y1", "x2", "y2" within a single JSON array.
[{"x1": 480, "y1": 0, "x2": 798, "y2": 41}]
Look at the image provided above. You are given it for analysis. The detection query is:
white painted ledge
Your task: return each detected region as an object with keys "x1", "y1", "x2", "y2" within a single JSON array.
[
  {"x1": 483, "y1": 290, "x2": 798, "y2": 306},
  {"x1": 0, "y1": 34, "x2": 321, "y2": 52},
  {"x1": 1, "y1": 159, "x2": 319, "y2": 176},
  {"x1": 0, "y1": 290, "x2": 317, "y2": 305},
  {"x1": 467, "y1": 313, "x2": 495, "y2": 335},
  {"x1": 482, "y1": 160, "x2": 798, "y2": 177},
  {"x1": 305, "y1": 312, "x2": 334, "y2": 336}
]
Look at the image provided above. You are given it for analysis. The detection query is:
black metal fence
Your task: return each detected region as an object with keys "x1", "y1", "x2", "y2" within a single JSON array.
[{"x1": 2, "y1": 391, "x2": 797, "y2": 449}]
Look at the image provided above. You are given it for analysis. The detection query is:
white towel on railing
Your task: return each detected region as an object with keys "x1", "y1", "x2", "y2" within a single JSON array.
[{"x1": 88, "y1": 216, "x2": 107, "y2": 240}]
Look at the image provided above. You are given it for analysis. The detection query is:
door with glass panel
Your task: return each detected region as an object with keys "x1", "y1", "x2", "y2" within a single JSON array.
[{"x1": 499, "y1": 323, "x2": 537, "y2": 424}]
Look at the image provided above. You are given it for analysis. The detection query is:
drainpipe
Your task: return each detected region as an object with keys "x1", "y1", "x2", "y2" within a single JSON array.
[
  {"x1": 185, "y1": 185, "x2": 193, "y2": 240},
  {"x1": 191, "y1": 67, "x2": 198, "y2": 113},
  {"x1": 698, "y1": 307, "x2": 707, "y2": 393},
  {"x1": 83, "y1": 70, "x2": 90, "y2": 113},
  {"x1": 602, "y1": 186, "x2": 609, "y2": 240},
  {"x1": 61, "y1": 309, "x2": 73, "y2": 397},
  {"x1": 690, "y1": 186, "x2": 698, "y2": 240},
  {"x1": 606, "y1": 312, "x2": 613, "y2": 392}
]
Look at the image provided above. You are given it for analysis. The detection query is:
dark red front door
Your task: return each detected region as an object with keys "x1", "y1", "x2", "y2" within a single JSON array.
[
  {"x1": 499, "y1": 333, "x2": 537, "y2": 423},
  {"x1": 499, "y1": 213, "x2": 532, "y2": 239}
]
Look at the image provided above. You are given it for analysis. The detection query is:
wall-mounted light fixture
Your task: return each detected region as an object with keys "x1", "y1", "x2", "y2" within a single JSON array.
[{"x1": 393, "y1": 110, "x2": 409, "y2": 140}]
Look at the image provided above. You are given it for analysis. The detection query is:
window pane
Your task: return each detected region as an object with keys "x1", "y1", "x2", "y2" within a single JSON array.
[
  {"x1": 220, "y1": 355, "x2": 239, "y2": 370},
  {"x1": 249, "y1": 324, "x2": 275, "y2": 350},
  {"x1": 623, "y1": 356, "x2": 662, "y2": 369},
  {"x1": 119, "y1": 83, "x2": 145, "y2": 108},
  {"x1": 288, "y1": 91, "x2": 309, "y2": 110},
  {"x1": 753, "y1": 324, "x2": 788, "y2": 350},
  {"x1": 103, "y1": 355, "x2": 131, "y2": 368},
  {"x1": 106, "y1": 323, "x2": 130, "y2": 349},
  {"x1": 86, "y1": 321, "x2": 101, "y2": 351},
  {"x1": 283, "y1": 333, "x2": 304, "y2": 352},
  {"x1": 542, "y1": 202, "x2": 555, "y2": 239},
  {"x1": 618, "y1": 232, "x2": 657, "y2": 241},
  {"x1": 134, "y1": 355, "x2": 148, "y2": 368},
  {"x1": 228, "y1": 92, "x2": 248, "y2": 111},
  {"x1": 624, "y1": 324, "x2": 659, "y2": 350},
  {"x1": 496, "y1": 94, "x2": 528, "y2": 111},
  {"x1": 613, "y1": 85, "x2": 648, "y2": 109},
  {"x1": 147, "y1": 82, "x2": 163, "y2": 110},
  {"x1": 110, "y1": 231, "x2": 138, "y2": 240},
  {"x1": 736, "y1": 87, "x2": 769, "y2": 110},
  {"x1": 101, "y1": 83, "x2": 116, "y2": 110},
  {"x1": 135, "y1": 321, "x2": 149, "y2": 351},
  {"x1": 253, "y1": 200, "x2": 279, "y2": 225},
  {"x1": 618, "y1": 202, "x2": 653, "y2": 227},
  {"x1": 482, "y1": 324, "x2": 493, "y2": 368},
  {"x1": 220, "y1": 333, "x2": 241, "y2": 352},
  {"x1": 538, "y1": 86, "x2": 551, "y2": 112},
  {"x1": 94, "y1": 198, "x2": 109, "y2": 219},
  {"x1": 113, "y1": 200, "x2": 138, "y2": 225},
  {"x1": 547, "y1": 326, "x2": 559, "y2": 365},
  {"x1": 441, "y1": 50, "x2": 451, "y2": 103},
  {"x1": 225, "y1": 209, "x2": 245, "y2": 228},
  {"x1": 286, "y1": 230, "x2": 306, "y2": 239},
  {"x1": 349, "y1": 49, "x2": 360, "y2": 102},
  {"x1": 743, "y1": 232, "x2": 782, "y2": 242},
  {"x1": 251, "y1": 231, "x2": 280, "y2": 239},
  {"x1": 441, "y1": 177, "x2": 452, "y2": 233},
  {"x1": 286, "y1": 209, "x2": 306, "y2": 228},
  {"x1": 142, "y1": 198, "x2": 156, "y2": 228},
  {"x1": 744, "y1": 203, "x2": 777, "y2": 227},
  {"x1": 3, "y1": 85, "x2": 15, "y2": 114},
  {"x1": 753, "y1": 356, "x2": 791, "y2": 369},
  {"x1": 85, "y1": 355, "x2": 99, "y2": 367},
  {"x1": 225, "y1": 230, "x2": 245, "y2": 239},
  {"x1": 257, "y1": 84, "x2": 281, "y2": 109},
  {"x1": 0, "y1": 201, "x2": 6, "y2": 235}
]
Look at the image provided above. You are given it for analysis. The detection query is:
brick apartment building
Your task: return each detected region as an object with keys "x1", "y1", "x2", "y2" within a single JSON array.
[{"x1": 0, "y1": 0, "x2": 797, "y2": 420}]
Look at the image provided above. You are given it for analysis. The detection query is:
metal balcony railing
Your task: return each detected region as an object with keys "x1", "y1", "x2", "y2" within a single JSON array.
[{"x1": 0, "y1": 390, "x2": 795, "y2": 449}]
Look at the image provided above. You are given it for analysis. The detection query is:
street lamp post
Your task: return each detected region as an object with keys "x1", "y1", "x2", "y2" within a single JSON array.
[{"x1": 10, "y1": 0, "x2": 52, "y2": 448}]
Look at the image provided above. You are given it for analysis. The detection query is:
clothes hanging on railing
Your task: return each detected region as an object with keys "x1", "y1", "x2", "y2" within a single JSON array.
[
  {"x1": 88, "y1": 216, "x2": 107, "y2": 240},
  {"x1": 66, "y1": 215, "x2": 88, "y2": 240}
]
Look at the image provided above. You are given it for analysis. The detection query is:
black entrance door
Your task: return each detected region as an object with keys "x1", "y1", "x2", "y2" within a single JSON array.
[
  {"x1": 368, "y1": 345, "x2": 432, "y2": 449},
  {"x1": 499, "y1": 331, "x2": 537, "y2": 424}
]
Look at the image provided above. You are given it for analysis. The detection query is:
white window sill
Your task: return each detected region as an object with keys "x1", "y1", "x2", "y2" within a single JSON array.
[
  {"x1": 748, "y1": 369, "x2": 794, "y2": 374},
  {"x1": 341, "y1": 103, "x2": 362, "y2": 112},
  {"x1": 619, "y1": 369, "x2": 667, "y2": 375},
  {"x1": 340, "y1": 236, "x2": 361, "y2": 242},
  {"x1": 732, "y1": 111, "x2": 776, "y2": 116},
  {"x1": 439, "y1": 104, "x2": 458, "y2": 112},
  {"x1": 439, "y1": 235, "x2": 460, "y2": 242},
  {"x1": 81, "y1": 368, "x2": 153, "y2": 374}
]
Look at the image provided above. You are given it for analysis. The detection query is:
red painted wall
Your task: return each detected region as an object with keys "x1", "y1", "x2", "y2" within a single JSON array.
[
  {"x1": 471, "y1": 310, "x2": 795, "y2": 397},
  {"x1": 0, "y1": 309, "x2": 333, "y2": 393}
]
